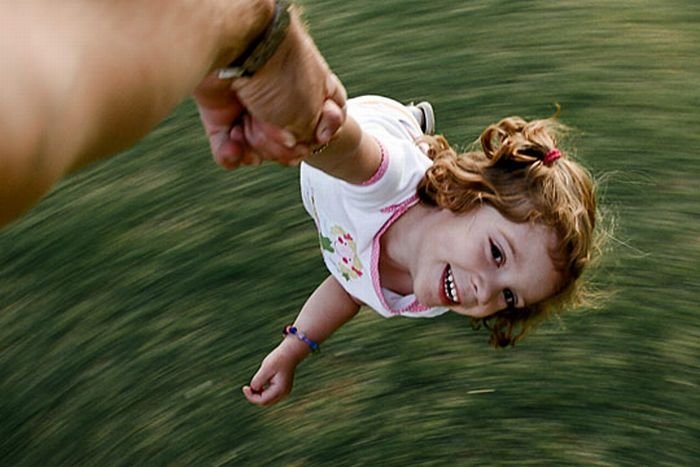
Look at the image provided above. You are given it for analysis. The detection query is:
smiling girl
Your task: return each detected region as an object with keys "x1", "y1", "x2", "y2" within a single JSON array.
[{"x1": 243, "y1": 95, "x2": 598, "y2": 406}]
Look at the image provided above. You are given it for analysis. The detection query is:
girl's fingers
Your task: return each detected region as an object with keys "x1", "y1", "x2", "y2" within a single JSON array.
[
  {"x1": 244, "y1": 365, "x2": 292, "y2": 407},
  {"x1": 242, "y1": 385, "x2": 267, "y2": 405},
  {"x1": 242, "y1": 382, "x2": 283, "y2": 407},
  {"x1": 248, "y1": 366, "x2": 274, "y2": 394}
]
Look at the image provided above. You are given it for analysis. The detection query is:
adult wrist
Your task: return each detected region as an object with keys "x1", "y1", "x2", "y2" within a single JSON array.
[
  {"x1": 211, "y1": 0, "x2": 275, "y2": 71},
  {"x1": 217, "y1": 0, "x2": 292, "y2": 79}
]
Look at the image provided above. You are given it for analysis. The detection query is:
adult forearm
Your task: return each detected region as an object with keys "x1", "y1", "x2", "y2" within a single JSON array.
[
  {"x1": 13, "y1": 0, "x2": 274, "y2": 161},
  {"x1": 60, "y1": 0, "x2": 278, "y2": 166},
  {"x1": 0, "y1": 0, "x2": 275, "y2": 225}
]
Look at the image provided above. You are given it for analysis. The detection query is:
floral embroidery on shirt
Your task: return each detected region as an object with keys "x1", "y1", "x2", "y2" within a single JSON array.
[{"x1": 320, "y1": 225, "x2": 364, "y2": 281}]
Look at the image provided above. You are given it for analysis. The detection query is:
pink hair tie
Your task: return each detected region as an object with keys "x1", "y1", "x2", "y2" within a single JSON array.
[{"x1": 543, "y1": 148, "x2": 562, "y2": 166}]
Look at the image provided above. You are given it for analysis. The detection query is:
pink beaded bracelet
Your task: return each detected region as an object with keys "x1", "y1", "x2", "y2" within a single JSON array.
[{"x1": 283, "y1": 325, "x2": 320, "y2": 353}]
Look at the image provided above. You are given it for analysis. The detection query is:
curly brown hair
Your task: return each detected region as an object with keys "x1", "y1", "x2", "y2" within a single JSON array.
[{"x1": 416, "y1": 116, "x2": 598, "y2": 347}]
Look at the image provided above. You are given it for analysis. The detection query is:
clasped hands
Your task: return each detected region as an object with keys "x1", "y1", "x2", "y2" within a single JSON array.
[{"x1": 194, "y1": 64, "x2": 346, "y2": 169}]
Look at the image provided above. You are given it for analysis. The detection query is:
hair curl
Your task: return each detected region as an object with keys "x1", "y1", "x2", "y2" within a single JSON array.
[{"x1": 416, "y1": 116, "x2": 599, "y2": 347}]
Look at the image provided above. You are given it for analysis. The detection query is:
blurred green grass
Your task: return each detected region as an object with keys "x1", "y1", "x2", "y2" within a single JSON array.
[{"x1": 1, "y1": 0, "x2": 699, "y2": 465}]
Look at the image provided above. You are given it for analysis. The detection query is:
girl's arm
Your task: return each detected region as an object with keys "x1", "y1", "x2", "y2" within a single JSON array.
[
  {"x1": 243, "y1": 275, "x2": 360, "y2": 406},
  {"x1": 303, "y1": 116, "x2": 384, "y2": 184}
]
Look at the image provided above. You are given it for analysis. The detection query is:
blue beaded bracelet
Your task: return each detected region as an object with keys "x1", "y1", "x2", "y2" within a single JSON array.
[{"x1": 283, "y1": 325, "x2": 320, "y2": 353}]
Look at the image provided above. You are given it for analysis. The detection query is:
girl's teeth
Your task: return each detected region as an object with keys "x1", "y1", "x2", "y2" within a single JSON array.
[{"x1": 444, "y1": 268, "x2": 458, "y2": 303}]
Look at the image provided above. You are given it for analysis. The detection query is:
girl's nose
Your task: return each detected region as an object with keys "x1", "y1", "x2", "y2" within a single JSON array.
[{"x1": 476, "y1": 274, "x2": 499, "y2": 307}]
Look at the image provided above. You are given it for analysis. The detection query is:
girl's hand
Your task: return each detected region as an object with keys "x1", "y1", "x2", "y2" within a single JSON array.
[{"x1": 243, "y1": 339, "x2": 309, "y2": 407}]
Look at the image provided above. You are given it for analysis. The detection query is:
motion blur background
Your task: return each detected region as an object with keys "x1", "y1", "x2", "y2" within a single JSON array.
[{"x1": 1, "y1": 0, "x2": 698, "y2": 465}]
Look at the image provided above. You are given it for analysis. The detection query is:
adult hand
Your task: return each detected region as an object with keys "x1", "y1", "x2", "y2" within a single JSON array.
[
  {"x1": 239, "y1": 75, "x2": 347, "y2": 166},
  {"x1": 232, "y1": 43, "x2": 347, "y2": 144},
  {"x1": 229, "y1": 8, "x2": 347, "y2": 155}
]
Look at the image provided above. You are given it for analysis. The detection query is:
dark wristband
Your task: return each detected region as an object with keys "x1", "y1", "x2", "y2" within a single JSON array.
[{"x1": 217, "y1": 0, "x2": 292, "y2": 79}]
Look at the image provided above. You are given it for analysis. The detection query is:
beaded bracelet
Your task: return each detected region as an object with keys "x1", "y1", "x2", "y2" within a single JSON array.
[
  {"x1": 283, "y1": 325, "x2": 320, "y2": 353},
  {"x1": 310, "y1": 142, "x2": 329, "y2": 155}
]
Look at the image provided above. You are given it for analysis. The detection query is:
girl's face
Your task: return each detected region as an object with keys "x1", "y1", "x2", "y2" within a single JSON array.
[{"x1": 412, "y1": 205, "x2": 561, "y2": 318}]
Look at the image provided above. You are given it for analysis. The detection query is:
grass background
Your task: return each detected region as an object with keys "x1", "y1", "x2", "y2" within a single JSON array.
[{"x1": 1, "y1": 0, "x2": 699, "y2": 465}]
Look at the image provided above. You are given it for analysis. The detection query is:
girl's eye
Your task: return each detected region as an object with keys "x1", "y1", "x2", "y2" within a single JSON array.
[
  {"x1": 490, "y1": 240, "x2": 504, "y2": 266},
  {"x1": 503, "y1": 288, "x2": 516, "y2": 309}
]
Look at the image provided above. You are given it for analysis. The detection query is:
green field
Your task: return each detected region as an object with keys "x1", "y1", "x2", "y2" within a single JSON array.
[{"x1": 1, "y1": 0, "x2": 698, "y2": 465}]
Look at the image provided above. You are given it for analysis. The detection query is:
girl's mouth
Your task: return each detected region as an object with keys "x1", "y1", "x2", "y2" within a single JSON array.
[{"x1": 442, "y1": 265, "x2": 460, "y2": 305}]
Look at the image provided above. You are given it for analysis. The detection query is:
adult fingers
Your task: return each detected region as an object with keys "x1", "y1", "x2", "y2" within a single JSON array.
[
  {"x1": 214, "y1": 122, "x2": 262, "y2": 169},
  {"x1": 325, "y1": 73, "x2": 347, "y2": 115},
  {"x1": 194, "y1": 74, "x2": 249, "y2": 169},
  {"x1": 230, "y1": 12, "x2": 332, "y2": 144},
  {"x1": 210, "y1": 128, "x2": 245, "y2": 170},
  {"x1": 315, "y1": 97, "x2": 346, "y2": 145},
  {"x1": 244, "y1": 115, "x2": 309, "y2": 165},
  {"x1": 313, "y1": 73, "x2": 347, "y2": 144}
]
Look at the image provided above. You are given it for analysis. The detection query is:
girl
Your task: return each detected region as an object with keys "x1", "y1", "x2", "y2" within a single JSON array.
[{"x1": 243, "y1": 96, "x2": 598, "y2": 407}]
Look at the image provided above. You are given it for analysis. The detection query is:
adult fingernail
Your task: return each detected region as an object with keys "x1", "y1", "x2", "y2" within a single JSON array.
[
  {"x1": 282, "y1": 130, "x2": 296, "y2": 148},
  {"x1": 230, "y1": 125, "x2": 244, "y2": 142},
  {"x1": 326, "y1": 73, "x2": 336, "y2": 94},
  {"x1": 319, "y1": 126, "x2": 332, "y2": 143}
]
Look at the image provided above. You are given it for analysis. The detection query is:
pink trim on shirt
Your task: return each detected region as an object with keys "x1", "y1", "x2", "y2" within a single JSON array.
[
  {"x1": 370, "y1": 194, "x2": 431, "y2": 315},
  {"x1": 403, "y1": 300, "x2": 431, "y2": 313},
  {"x1": 360, "y1": 138, "x2": 389, "y2": 186},
  {"x1": 380, "y1": 195, "x2": 421, "y2": 215}
]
